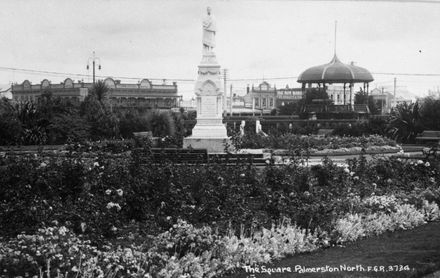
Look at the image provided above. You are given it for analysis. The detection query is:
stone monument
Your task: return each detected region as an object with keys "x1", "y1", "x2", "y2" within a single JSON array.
[{"x1": 183, "y1": 7, "x2": 230, "y2": 153}]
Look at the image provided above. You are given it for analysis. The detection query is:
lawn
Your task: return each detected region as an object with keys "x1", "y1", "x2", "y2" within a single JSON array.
[{"x1": 228, "y1": 221, "x2": 440, "y2": 278}]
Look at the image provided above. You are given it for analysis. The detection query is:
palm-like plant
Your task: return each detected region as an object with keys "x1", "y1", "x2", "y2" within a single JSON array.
[
  {"x1": 90, "y1": 80, "x2": 109, "y2": 103},
  {"x1": 388, "y1": 102, "x2": 423, "y2": 143}
]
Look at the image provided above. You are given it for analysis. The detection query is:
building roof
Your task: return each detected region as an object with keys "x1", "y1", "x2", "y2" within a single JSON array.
[{"x1": 297, "y1": 54, "x2": 374, "y2": 84}]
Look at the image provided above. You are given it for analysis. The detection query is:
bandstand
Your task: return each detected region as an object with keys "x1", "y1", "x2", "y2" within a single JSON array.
[{"x1": 297, "y1": 54, "x2": 374, "y2": 110}]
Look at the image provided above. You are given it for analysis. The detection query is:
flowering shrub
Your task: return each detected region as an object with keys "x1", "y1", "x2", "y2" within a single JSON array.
[
  {"x1": 0, "y1": 226, "x2": 101, "y2": 277},
  {"x1": 237, "y1": 133, "x2": 396, "y2": 151},
  {"x1": 1, "y1": 200, "x2": 437, "y2": 278},
  {"x1": 65, "y1": 139, "x2": 135, "y2": 154},
  {"x1": 0, "y1": 143, "x2": 440, "y2": 277},
  {"x1": 333, "y1": 200, "x2": 439, "y2": 243},
  {"x1": 362, "y1": 194, "x2": 400, "y2": 214}
]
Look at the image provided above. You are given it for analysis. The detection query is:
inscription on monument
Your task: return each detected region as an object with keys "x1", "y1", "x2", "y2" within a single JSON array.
[{"x1": 202, "y1": 96, "x2": 218, "y2": 117}]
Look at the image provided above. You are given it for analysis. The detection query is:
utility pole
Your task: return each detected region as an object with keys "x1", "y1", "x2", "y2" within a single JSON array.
[
  {"x1": 223, "y1": 69, "x2": 228, "y2": 112},
  {"x1": 393, "y1": 77, "x2": 397, "y2": 108},
  {"x1": 229, "y1": 84, "x2": 233, "y2": 116},
  {"x1": 87, "y1": 51, "x2": 101, "y2": 84}
]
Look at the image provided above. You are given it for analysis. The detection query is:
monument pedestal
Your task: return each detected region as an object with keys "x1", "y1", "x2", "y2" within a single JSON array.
[{"x1": 183, "y1": 51, "x2": 231, "y2": 153}]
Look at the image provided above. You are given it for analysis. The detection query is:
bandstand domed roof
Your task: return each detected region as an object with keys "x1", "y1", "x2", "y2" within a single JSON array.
[{"x1": 297, "y1": 55, "x2": 374, "y2": 84}]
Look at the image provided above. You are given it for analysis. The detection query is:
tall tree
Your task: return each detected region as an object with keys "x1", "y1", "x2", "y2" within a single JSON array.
[
  {"x1": 81, "y1": 82, "x2": 119, "y2": 139},
  {"x1": 420, "y1": 96, "x2": 440, "y2": 130},
  {"x1": 90, "y1": 80, "x2": 110, "y2": 103}
]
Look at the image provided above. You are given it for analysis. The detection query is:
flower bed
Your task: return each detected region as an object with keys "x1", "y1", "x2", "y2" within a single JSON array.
[
  {"x1": 234, "y1": 133, "x2": 396, "y2": 151},
  {"x1": 1, "y1": 200, "x2": 438, "y2": 278},
  {"x1": 0, "y1": 143, "x2": 439, "y2": 277}
]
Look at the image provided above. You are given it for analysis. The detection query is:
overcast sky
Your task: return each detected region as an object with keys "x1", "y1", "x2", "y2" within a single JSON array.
[{"x1": 1, "y1": 0, "x2": 440, "y2": 99}]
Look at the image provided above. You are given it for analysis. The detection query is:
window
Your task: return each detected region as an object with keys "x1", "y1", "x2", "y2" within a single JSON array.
[
  {"x1": 270, "y1": 98, "x2": 274, "y2": 107},
  {"x1": 262, "y1": 98, "x2": 267, "y2": 107}
]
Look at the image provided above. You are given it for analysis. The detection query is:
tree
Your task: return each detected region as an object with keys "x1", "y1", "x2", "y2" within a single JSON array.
[
  {"x1": 0, "y1": 98, "x2": 22, "y2": 145},
  {"x1": 81, "y1": 83, "x2": 119, "y2": 140},
  {"x1": 354, "y1": 90, "x2": 368, "y2": 105},
  {"x1": 388, "y1": 102, "x2": 423, "y2": 143},
  {"x1": 278, "y1": 101, "x2": 303, "y2": 115},
  {"x1": 304, "y1": 88, "x2": 329, "y2": 104},
  {"x1": 117, "y1": 110, "x2": 149, "y2": 138},
  {"x1": 89, "y1": 80, "x2": 110, "y2": 103},
  {"x1": 145, "y1": 110, "x2": 175, "y2": 137},
  {"x1": 420, "y1": 96, "x2": 440, "y2": 130},
  {"x1": 368, "y1": 96, "x2": 381, "y2": 115}
]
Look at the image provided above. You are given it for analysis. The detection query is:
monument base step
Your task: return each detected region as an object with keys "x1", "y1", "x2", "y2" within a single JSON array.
[
  {"x1": 183, "y1": 137, "x2": 233, "y2": 153},
  {"x1": 191, "y1": 124, "x2": 228, "y2": 138}
]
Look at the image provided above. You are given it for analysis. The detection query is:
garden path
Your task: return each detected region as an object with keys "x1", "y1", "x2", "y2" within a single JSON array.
[{"x1": 226, "y1": 221, "x2": 440, "y2": 278}]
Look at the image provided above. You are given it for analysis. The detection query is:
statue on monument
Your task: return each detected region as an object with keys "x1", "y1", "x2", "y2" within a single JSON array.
[
  {"x1": 240, "y1": 120, "x2": 246, "y2": 137},
  {"x1": 203, "y1": 7, "x2": 216, "y2": 53},
  {"x1": 183, "y1": 6, "x2": 229, "y2": 152}
]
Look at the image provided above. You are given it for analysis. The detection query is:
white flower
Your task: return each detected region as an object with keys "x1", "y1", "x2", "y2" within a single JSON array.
[
  {"x1": 430, "y1": 177, "x2": 436, "y2": 183},
  {"x1": 105, "y1": 189, "x2": 112, "y2": 195},
  {"x1": 344, "y1": 168, "x2": 350, "y2": 174},
  {"x1": 116, "y1": 189, "x2": 123, "y2": 197},
  {"x1": 72, "y1": 266, "x2": 79, "y2": 272},
  {"x1": 350, "y1": 171, "x2": 355, "y2": 177},
  {"x1": 265, "y1": 159, "x2": 270, "y2": 164},
  {"x1": 425, "y1": 162, "x2": 430, "y2": 167},
  {"x1": 353, "y1": 176, "x2": 359, "y2": 181},
  {"x1": 240, "y1": 173, "x2": 245, "y2": 178},
  {"x1": 93, "y1": 162, "x2": 99, "y2": 167},
  {"x1": 417, "y1": 160, "x2": 424, "y2": 165},
  {"x1": 58, "y1": 226, "x2": 68, "y2": 236},
  {"x1": 39, "y1": 162, "x2": 47, "y2": 168}
]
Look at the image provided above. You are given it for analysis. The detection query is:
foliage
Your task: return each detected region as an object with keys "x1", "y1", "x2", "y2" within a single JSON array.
[
  {"x1": 334, "y1": 201, "x2": 438, "y2": 243},
  {"x1": 81, "y1": 93, "x2": 119, "y2": 140},
  {"x1": 420, "y1": 96, "x2": 440, "y2": 131},
  {"x1": 354, "y1": 90, "x2": 368, "y2": 105},
  {"x1": 145, "y1": 110, "x2": 175, "y2": 138},
  {"x1": 278, "y1": 101, "x2": 303, "y2": 115},
  {"x1": 1, "y1": 197, "x2": 438, "y2": 278},
  {"x1": 117, "y1": 110, "x2": 149, "y2": 139},
  {"x1": 304, "y1": 88, "x2": 329, "y2": 104},
  {"x1": 89, "y1": 80, "x2": 110, "y2": 103},
  {"x1": 0, "y1": 144, "x2": 440, "y2": 277},
  {"x1": 332, "y1": 117, "x2": 388, "y2": 137},
  {"x1": 0, "y1": 99, "x2": 23, "y2": 145},
  {"x1": 236, "y1": 133, "x2": 395, "y2": 151},
  {"x1": 388, "y1": 102, "x2": 423, "y2": 143},
  {"x1": 368, "y1": 96, "x2": 382, "y2": 115}
]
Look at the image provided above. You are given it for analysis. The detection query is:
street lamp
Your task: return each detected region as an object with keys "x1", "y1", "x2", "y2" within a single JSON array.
[{"x1": 86, "y1": 51, "x2": 101, "y2": 84}]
